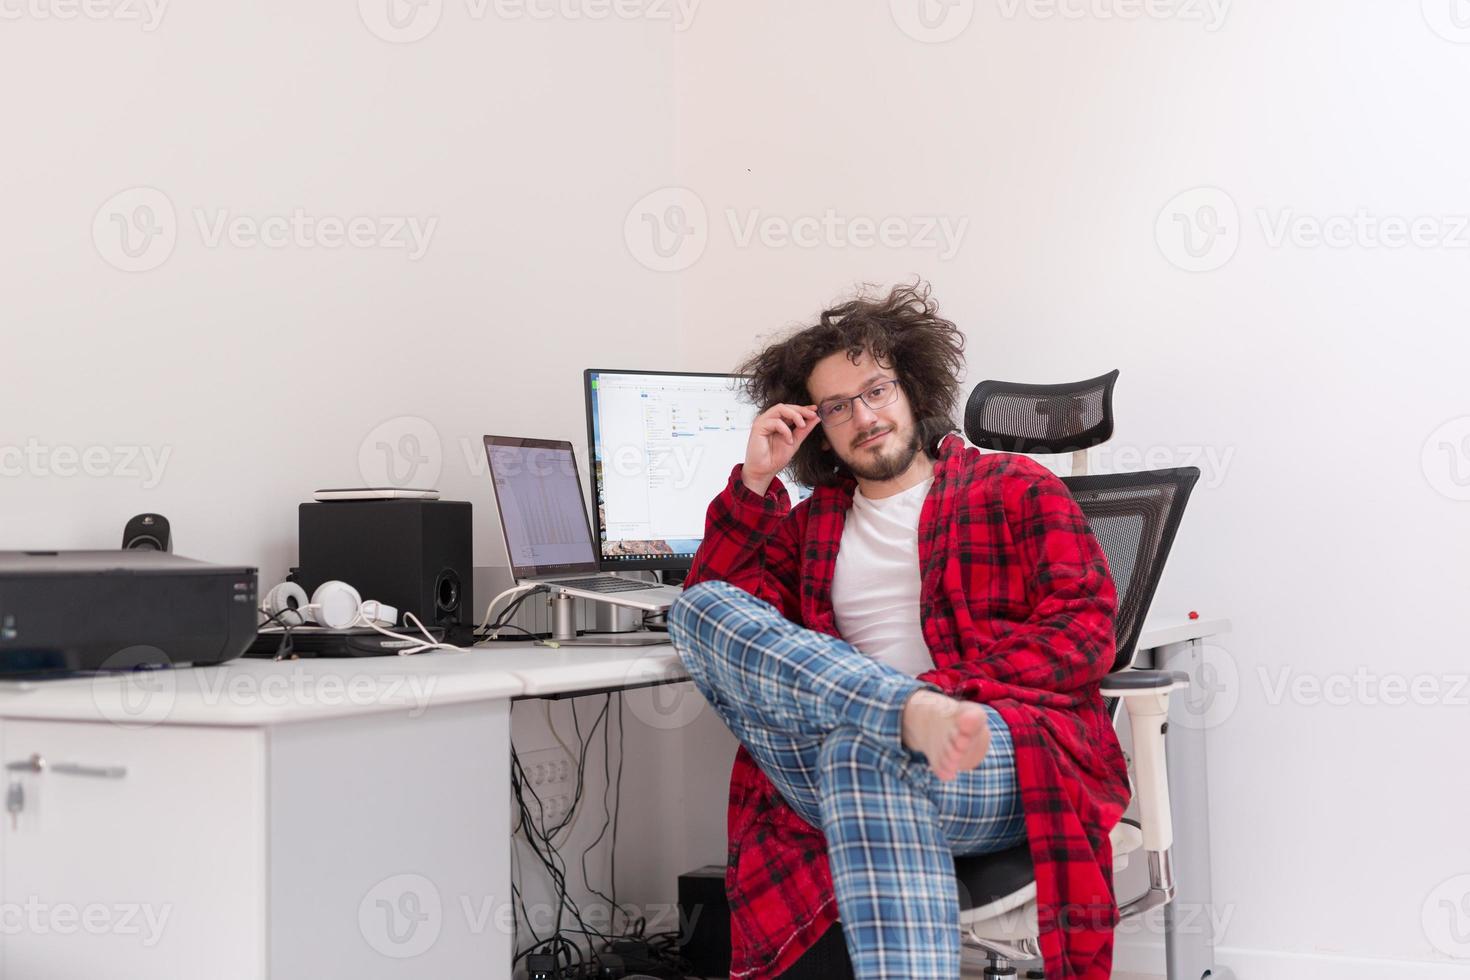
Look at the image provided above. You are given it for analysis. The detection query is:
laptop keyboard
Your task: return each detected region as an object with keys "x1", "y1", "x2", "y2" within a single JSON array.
[{"x1": 552, "y1": 577, "x2": 660, "y2": 594}]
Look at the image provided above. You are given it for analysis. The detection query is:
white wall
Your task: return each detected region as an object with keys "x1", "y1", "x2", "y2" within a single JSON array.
[
  {"x1": 0, "y1": 1, "x2": 679, "y2": 585},
  {"x1": 672, "y1": 0, "x2": 1470, "y2": 973}
]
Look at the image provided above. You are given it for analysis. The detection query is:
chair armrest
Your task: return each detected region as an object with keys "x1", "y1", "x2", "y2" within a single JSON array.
[
  {"x1": 1106, "y1": 670, "x2": 1189, "y2": 854},
  {"x1": 1100, "y1": 669, "x2": 1189, "y2": 696}
]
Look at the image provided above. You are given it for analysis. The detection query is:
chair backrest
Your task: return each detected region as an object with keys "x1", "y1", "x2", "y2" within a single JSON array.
[
  {"x1": 962, "y1": 370, "x2": 1198, "y2": 674},
  {"x1": 1062, "y1": 469, "x2": 1199, "y2": 674},
  {"x1": 964, "y1": 369, "x2": 1119, "y2": 455},
  {"x1": 950, "y1": 469, "x2": 1202, "y2": 920}
]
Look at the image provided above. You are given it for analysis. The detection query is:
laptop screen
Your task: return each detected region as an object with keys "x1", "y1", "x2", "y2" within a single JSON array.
[{"x1": 483, "y1": 436, "x2": 599, "y2": 578}]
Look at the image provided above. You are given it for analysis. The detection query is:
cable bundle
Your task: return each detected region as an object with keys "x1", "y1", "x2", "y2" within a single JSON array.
[{"x1": 510, "y1": 695, "x2": 700, "y2": 980}]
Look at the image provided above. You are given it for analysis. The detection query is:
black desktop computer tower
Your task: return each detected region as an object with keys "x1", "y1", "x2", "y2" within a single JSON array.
[
  {"x1": 678, "y1": 865, "x2": 731, "y2": 976},
  {"x1": 296, "y1": 500, "x2": 473, "y2": 642}
]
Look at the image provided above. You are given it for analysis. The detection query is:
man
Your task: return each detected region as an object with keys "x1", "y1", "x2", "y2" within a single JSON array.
[{"x1": 666, "y1": 282, "x2": 1129, "y2": 980}]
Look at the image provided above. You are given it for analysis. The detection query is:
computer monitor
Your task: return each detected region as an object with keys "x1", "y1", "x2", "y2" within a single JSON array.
[{"x1": 584, "y1": 368, "x2": 810, "y2": 572}]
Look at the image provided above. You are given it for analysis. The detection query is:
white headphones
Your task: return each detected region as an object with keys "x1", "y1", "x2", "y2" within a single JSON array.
[
  {"x1": 262, "y1": 580, "x2": 398, "y2": 630},
  {"x1": 260, "y1": 578, "x2": 459, "y2": 656}
]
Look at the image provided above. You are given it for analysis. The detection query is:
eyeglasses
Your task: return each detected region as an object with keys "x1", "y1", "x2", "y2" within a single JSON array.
[{"x1": 815, "y1": 378, "x2": 901, "y2": 427}]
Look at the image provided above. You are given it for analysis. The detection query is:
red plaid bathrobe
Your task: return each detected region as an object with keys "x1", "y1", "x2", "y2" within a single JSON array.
[{"x1": 683, "y1": 432, "x2": 1129, "y2": 979}]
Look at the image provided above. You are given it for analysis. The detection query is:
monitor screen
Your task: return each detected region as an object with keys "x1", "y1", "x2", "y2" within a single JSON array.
[
  {"x1": 584, "y1": 369, "x2": 810, "y2": 571},
  {"x1": 482, "y1": 436, "x2": 599, "y2": 578}
]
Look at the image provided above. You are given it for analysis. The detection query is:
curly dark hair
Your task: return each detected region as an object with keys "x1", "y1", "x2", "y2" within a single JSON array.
[{"x1": 735, "y1": 281, "x2": 967, "y2": 489}]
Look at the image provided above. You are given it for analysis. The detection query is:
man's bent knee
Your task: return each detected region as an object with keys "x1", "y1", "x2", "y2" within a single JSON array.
[
  {"x1": 668, "y1": 580, "x2": 777, "y2": 645},
  {"x1": 668, "y1": 580, "x2": 732, "y2": 651},
  {"x1": 669, "y1": 578, "x2": 743, "y2": 626},
  {"x1": 667, "y1": 581, "x2": 745, "y2": 678}
]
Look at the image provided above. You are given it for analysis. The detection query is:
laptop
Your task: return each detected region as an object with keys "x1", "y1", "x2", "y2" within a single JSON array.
[{"x1": 482, "y1": 436, "x2": 685, "y2": 612}]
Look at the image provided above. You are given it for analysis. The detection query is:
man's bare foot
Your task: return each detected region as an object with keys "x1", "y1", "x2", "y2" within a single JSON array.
[{"x1": 900, "y1": 690, "x2": 992, "y2": 781}]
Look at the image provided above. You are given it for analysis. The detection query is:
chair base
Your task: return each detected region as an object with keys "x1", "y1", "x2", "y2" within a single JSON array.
[{"x1": 960, "y1": 945, "x2": 1043, "y2": 980}]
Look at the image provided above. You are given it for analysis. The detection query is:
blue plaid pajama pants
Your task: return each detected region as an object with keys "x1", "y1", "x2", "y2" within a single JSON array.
[{"x1": 667, "y1": 580, "x2": 1027, "y2": 980}]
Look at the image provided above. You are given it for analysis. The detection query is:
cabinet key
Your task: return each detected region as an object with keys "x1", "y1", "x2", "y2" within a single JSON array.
[{"x1": 6, "y1": 781, "x2": 22, "y2": 830}]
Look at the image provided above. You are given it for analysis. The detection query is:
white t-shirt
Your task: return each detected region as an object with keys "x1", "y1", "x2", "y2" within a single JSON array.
[{"x1": 830, "y1": 476, "x2": 936, "y2": 677}]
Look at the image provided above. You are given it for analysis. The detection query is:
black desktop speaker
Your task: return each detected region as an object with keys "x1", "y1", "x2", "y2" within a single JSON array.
[
  {"x1": 122, "y1": 513, "x2": 171, "y2": 552},
  {"x1": 295, "y1": 500, "x2": 473, "y2": 642}
]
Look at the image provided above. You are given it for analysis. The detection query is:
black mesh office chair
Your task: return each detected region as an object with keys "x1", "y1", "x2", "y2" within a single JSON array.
[
  {"x1": 955, "y1": 371, "x2": 1199, "y2": 978},
  {"x1": 780, "y1": 370, "x2": 1200, "y2": 980}
]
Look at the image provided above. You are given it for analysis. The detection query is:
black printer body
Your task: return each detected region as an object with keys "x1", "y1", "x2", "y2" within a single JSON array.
[{"x1": 0, "y1": 551, "x2": 257, "y2": 676}]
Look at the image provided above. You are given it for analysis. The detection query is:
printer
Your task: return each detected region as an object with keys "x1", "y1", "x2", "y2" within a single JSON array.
[{"x1": 0, "y1": 551, "x2": 258, "y2": 677}]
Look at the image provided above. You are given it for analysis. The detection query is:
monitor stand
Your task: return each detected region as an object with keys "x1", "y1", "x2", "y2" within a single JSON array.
[{"x1": 544, "y1": 593, "x2": 671, "y2": 647}]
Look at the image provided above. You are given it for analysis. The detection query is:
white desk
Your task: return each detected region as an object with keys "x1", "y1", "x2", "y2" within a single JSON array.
[
  {"x1": 1132, "y1": 616, "x2": 1235, "y2": 980},
  {"x1": 0, "y1": 617, "x2": 1227, "y2": 980}
]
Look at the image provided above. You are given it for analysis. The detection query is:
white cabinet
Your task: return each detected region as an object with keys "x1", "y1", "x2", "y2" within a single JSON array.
[
  {"x1": 0, "y1": 720, "x2": 266, "y2": 979},
  {"x1": 0, "y1": 699, "x2": 511, "y2": 980}
]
